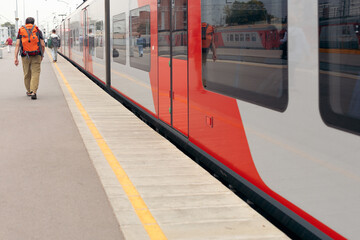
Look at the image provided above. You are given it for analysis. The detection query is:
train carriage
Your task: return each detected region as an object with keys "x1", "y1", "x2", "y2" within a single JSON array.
[{"x1": 58, "y1": 0, "x2": 360, "y2": 239}]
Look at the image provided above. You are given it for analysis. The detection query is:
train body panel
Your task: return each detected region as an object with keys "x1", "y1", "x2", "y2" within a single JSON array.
[{"x1": 57, "y1": 0, "x2": 360, "y2": 238}]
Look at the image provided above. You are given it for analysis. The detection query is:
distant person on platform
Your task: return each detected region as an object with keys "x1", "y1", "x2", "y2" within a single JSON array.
[
  {"x1": 14, "y1": 17, "x2": 45, "y2": 100},
  {"x1": 5, "y1": 37, "x2": 13, "y2": 53},
  {"x1": 50, "y1": 29, "x2": 60, "y2": 62}
]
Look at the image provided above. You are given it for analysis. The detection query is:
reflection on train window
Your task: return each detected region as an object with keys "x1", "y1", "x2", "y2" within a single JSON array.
[
  {"x1": 172, "y1": 0, "x2": 188, "y2": 60},
  {"x1": 79, "y1": 27, "x2": 84, "y2": 52},
  {"x1": 64, "y1": 23, "x2": 69, "y2": 49},
  {"x1": 158, "y1": 0, "x2": 170, "y2": 58},
  {"x1": 113, "y1": 13, "x2": 126, "y2": 65},
  {"x1": 69, "y1": 28, "x2": 74, "y2": 48},
  {"x1": 88, "y1": 24, "x2": 95, "y2": 56},
  {"x1": 130, "y1": 5, "x2": 151, "y2": 72},
  {"x1": 96, "y1": 21, "x2": 104, "y2": 59},
  {"x1": 319, "y1": 1, "x2": 360, "y2": 134},
  {"x1": 201, "y1": 0, "x2": 288, "y2": 111},
  {"x1": 74, "y1": 28, "x2": 79, "y2": 50}
]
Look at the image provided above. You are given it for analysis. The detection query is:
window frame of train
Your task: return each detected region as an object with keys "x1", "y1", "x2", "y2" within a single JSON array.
[
  {"x1": 129, "y1": 5, "x2": 151, "y2": 72},
  {"x1": 113, "y1": 12, "x2": 126, "y2": 65},
  {"x1": 201, "y1": 0, "x2": 288, "y2": 112},
  {"x1": 318, "y1": 1, "x2": 360, "y2": 135}
]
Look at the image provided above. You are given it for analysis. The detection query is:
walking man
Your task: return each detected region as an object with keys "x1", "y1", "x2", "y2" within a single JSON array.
[
  {"x1": 14, "y1": 17, "x2": 45, "y2": 100},
  {"x1": 5, "y1": 37, "x2": 13, "y2": 53},
  {"x1": 50, "y1": 29, "x2": 60, "y2": 62},
  {"x1": 137, "y1": 34, "x2": 144, "y2": 57}
]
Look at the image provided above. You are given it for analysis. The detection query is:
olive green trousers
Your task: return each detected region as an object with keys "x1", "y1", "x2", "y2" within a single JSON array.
[{"x1": 21, "y1": 55, "x2": 41, "y2": 93}]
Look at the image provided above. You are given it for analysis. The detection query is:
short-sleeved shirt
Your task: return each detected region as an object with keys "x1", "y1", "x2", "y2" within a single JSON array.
[
  {"x1": 6, "y1": 38, "x2": 13, "y2": 45},
  {"x1": 17, "y1": 25, "x2": 44, "y2": 56}
]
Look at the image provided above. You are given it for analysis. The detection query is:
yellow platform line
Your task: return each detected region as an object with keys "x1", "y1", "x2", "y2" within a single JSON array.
[{"x1": 47, "y1": 50, "x2": 167, "y2": 240}]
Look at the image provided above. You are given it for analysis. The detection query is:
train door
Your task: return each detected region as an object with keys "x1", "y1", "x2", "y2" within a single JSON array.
[
  {"x1": 62, "y1": 21, "x2": 66, "y2": 55},
  {"x1": 68, "y1": 18, "x2": 71, "y2": 58},
  {"x1": 82, "y1": 8, "x2": 89, "y2": 71},
  {"x1": 59, "y1": 24, "x2": 63, "y2": 54},
  {"x1": 158, "y1": 0, "x2": 189, "y2": 136}
]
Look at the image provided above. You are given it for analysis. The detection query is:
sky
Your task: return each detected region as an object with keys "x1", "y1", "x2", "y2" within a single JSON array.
[{"x1": 0, "y1": 0, "x2": 83, "y2": 32}]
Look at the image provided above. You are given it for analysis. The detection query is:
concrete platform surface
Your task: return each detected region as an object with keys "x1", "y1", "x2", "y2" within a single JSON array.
[{"x1": 0, "y1": 47, "x2": 125, "y2": 240}]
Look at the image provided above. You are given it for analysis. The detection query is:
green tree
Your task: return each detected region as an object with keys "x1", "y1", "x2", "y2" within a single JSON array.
[
  {"x1": 225, "y1": 0, "x2": 268, "y2": 26},
  {"x1": 1, "y1": 22, "x2": 16, "y2": 38}
]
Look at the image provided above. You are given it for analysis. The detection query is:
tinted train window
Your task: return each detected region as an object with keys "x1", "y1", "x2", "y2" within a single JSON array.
[
  {"x1": 89, "y1": 24, "x2": 95, "y2": 56},
  {"x1": 113, "y1": 13, "x2": 126, "y2": 65},
  {"x1": 172, "y1": 0, "x2": 188, "y2": 60},
  {"x1": 158, "y1": 0, "x2": 170, "y2": 58},
  {"x1": 79, "y1": 24, "x2": 84, "y2": 52},
  {"x1": 130, "y1": 5, "x2": 151, "y2": 72},
  {"x1": 201, "y1": 0, "x2": 288, "y2": 111},
  {"x1": 96, "y1": 21, "x2": 104, "y2": 59},
  {"x1": 319, "y1": 1, "x2": 360, "y2": 134}
]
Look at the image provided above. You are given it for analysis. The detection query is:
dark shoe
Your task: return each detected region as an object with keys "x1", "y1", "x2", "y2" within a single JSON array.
[
  {"x1": 31, "y1": 93, "x2": 37, "y2": 100},
  {"x1": 26, "y1": 91, "x2": 33, "y2": 96}
]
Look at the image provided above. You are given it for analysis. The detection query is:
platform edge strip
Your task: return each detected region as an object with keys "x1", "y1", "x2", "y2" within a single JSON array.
[{"x1": 47, "y1": 50, "x2": 167, "y2": 240}]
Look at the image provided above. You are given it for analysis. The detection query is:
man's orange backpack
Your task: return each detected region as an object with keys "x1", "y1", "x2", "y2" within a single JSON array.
[
  {"x1": 201, "y1": 22, "x2": 214, "y2": 49},
  {"x1": 19, "y1": 24, "x2": 42, "y2": 56}
]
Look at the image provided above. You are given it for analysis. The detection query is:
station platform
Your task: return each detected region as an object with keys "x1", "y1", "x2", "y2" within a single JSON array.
[{"x1": 0, "y1": 46, "x2": 289, "y2": 240}]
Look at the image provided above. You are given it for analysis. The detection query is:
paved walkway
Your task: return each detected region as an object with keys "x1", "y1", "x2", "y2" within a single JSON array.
[{"x1": 0, "y1": 47, "x2": 125, "y2": 240}]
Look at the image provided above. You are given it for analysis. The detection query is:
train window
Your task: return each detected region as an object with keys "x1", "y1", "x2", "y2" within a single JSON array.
[
  {"x1": 95, "y1": 21, "x2": 104, "y2": 59},
  {"x1": 251, "y1": 33, "x2": 256, "y2": 41},
  {"x1": 158, "y1": 0, "x2": 170, "y2": 58},
  {"x1": 88, "y1": 24, "x2": 95, "y2": 56},
  {"x1": 319, "y1": 1, "x2": 360, "y2": 134},
  {"x1": 201, "y1": 0, "x2": 288, "y2": 111},
  {"x1": 172, "y1": 0, "x2": 188, "y2": 60},
  {"x1": 79, "y1": 27, "x2": 84, "y2": 52},
  {"x1": 75, "y1": 28, "x2": 79, "y2": 49},
  {"x1": 235, "y1": 34, "x2": 239, "y2": 42},
  {"x1": 113, "y1": 13, "x2": 126, "y2": 65},
  {"x1": 129, "y1": 5, "x2": 151, "y2": 72}
]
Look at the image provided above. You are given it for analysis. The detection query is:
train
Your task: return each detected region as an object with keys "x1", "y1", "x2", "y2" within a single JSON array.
[{"x1": 57, "y1": 0, "x2": 360, "y2": 239}]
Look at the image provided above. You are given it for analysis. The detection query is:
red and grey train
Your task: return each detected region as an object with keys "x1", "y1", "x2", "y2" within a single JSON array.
[{"x1": 58, "y1": 0, "x2": 360, "y2": 239}]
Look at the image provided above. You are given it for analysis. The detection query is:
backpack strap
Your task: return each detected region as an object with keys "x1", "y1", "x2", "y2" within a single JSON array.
[
  {"x1": 19, "y1": 26, "x2": 26, "y2": 56},
  {"x1": 36, "y1": 28, "x2": 43, "y2": 57},
  {"x1": 24, "y1": 25, "x2": 36, "y2": 43}
]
